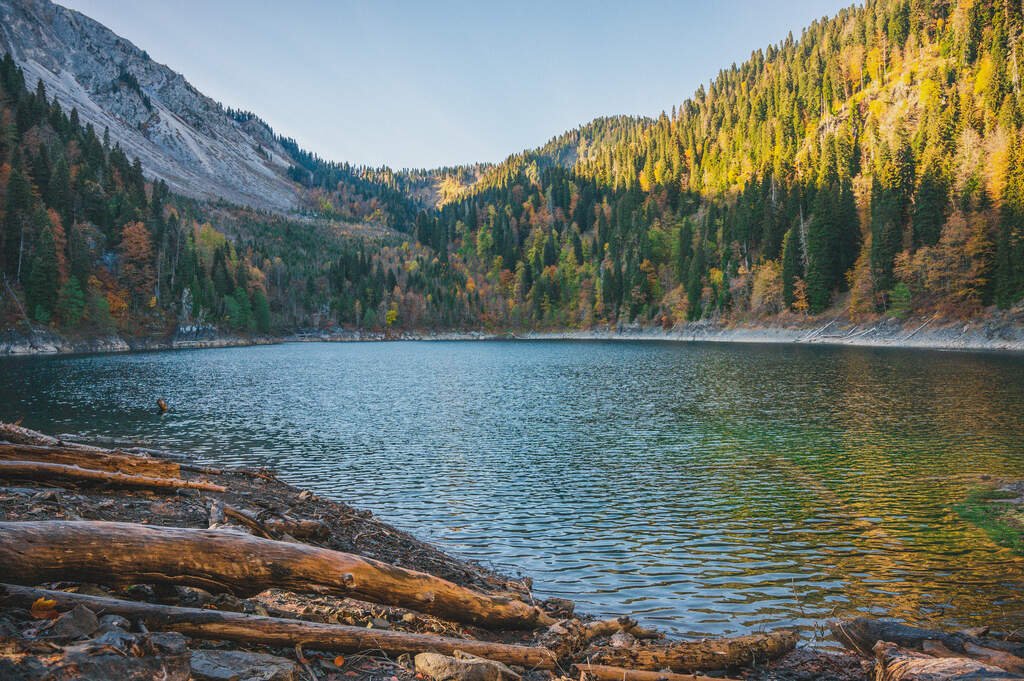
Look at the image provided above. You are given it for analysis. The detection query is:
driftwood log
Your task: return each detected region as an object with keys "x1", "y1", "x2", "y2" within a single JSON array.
[
  {"x1": 0, "y1": 521, "x2": 552, "y2": 630},
  {"x1": 872, "y1": 641, "x2": 1024, "y2": 681},
  {"x1": 0, "y1": 585, "x2": 559, "y2": 669},
  {"x1": 591, "y1": 629, "x2": 798, "y2": 673},
  {"x1": 223, "y1": 504, "x2": 329, "y2": 540},
  {"x1": 575, "y1": 663, "x2": 740, "y2": 681},
  {"x1": 831, "y1": 617, "x2": 1024, "y2": 659},
  {"x1": 0, "y1": 442, "x2": 181, "y2": 478},
  {"x1": 0, "y1": 460, "x2": 226, "y2": 492}
]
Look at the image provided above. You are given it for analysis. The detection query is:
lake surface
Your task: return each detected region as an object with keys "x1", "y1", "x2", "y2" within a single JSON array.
[{"x1": 2, "y1": 340, "x2": 1023, "y2": 639}]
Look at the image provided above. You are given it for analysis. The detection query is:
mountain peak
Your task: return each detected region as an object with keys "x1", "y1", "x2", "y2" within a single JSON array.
[{"x1": 0, "y1": 0, "x2": 300, "y2": 211}]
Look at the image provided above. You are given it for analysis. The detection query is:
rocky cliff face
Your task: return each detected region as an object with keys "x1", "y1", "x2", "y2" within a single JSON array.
[{"x1": 0, "y1": 0, "x2": 301, "y2": 212}]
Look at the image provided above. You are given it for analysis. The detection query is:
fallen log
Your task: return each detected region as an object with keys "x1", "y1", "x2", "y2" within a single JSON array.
[
  {"x1": 830, "y1": 617, "x2": 1024, "y2": 658},
  {"x1": 575, "y1": 663, "x2": 740, "y2": 681},
  {"x1": 0, "y1": 521, "x2": 552, "y2": 630},
  {"x1": 872, "y1": 641, "x2": 1024, "y2": 681},
  {"x1": 0, "y1": 460, "x2": 225, "y2": 492},
  {"x1": 0, "y1": 442, "x2": 181, "y2": 478},
  {"x1": 963, "y1": 642, "x2": 1024, "y2": 675},
  {"x1": 0, "y1": 585, "x2": 559, "y2": 668},
  {"x1": 590, "y1": 629, "x2": 798, "y2": 673},
  {"x1": 223, "y1": 504, "x2": 329, "y2": 540},
  {"x1": 0, "y1": 422, "x2": 102, "y2": 448}
]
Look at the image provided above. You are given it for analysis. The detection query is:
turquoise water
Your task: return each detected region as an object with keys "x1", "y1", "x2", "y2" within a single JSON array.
[{"x1": 2, "y1": 340, "x2": 1023, "y2": 637}]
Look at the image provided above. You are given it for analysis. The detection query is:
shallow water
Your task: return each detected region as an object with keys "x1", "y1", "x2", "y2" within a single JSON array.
[{"x1": 2, "y1": 340, "x2": 1023, "y2": 638}]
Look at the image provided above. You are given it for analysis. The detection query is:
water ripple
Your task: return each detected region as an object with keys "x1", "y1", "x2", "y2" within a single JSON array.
[{"x1": 1, "y1": 339, "x2": 1023, "y2": 639}]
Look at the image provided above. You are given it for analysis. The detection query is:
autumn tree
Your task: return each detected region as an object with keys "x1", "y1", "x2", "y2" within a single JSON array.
[{"x1": 118, "y1": 221, "x2": 156, "y2": 311}]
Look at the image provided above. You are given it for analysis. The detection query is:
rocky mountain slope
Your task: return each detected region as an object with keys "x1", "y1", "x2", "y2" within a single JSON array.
[{"x1": 0, "y1": 0, "x2": 301, "y2": 212}]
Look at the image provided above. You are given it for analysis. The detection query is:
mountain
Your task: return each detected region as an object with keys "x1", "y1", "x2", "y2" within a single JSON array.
[
  {"x1": 0, "y1": 0, "x2": 301, "y2": 211},
  {"x1": 410, "y1": 0, "x2": 1024, "y2": 326},
  {"x1": 2, "y1": 0, "x2": 1023, "y2": 344}
]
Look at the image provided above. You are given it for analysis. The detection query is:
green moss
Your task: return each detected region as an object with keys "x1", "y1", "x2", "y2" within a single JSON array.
[{"x1": 954, "y1": 487, "x2": 1024, "y2": 555}]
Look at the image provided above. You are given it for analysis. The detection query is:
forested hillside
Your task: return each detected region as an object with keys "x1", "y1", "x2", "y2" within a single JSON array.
[
  {"x1": 3, "y1": 0, "x2": 1024, "y2": 341},
  {"x1": 0, "y1": 54, "x2": 480, "y2": 338},
  {"x1": 414, "y1": 0, "x2": 1024, "y2": 327}
]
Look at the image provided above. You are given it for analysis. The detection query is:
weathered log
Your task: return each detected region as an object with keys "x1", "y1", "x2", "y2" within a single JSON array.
[
  {"x1": 873, "y1": 641, "x2": 1024, "y2": 681},
  {"x1": 575, "y1": 663, "x2": 740, "y2": 681},
  {"x1": 0, "y1": 585, "x2": 559, "y2": 669},
  {"x1": 222, "y1": 504, "x2": 329, "y2": 540},
  {"x1": 0, "y1": 521, "x2": 552, "y2": 630},
  {"x1": 0, "y1": 460, "x2": 225, "y2": 492},
  {"x1": 0, "y1": 442, "x2": 181, "y2": 478},
  {"x1": 591, "y1": 629, "x2": 798, "y2": 673},
  {"x1": 0, "y1": 422, "x2": 101, "y2": 448},
  {"x1": 963, "y1": 642, "x2": 1024, "y2": 675},
  {"x1": 831, "y1": 617, "x2": 1024, "y2": 658}
]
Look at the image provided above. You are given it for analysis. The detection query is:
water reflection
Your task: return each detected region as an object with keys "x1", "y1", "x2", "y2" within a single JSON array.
[{"x1": 1, "y1": 340, "x2": 1022, "y2": 638}]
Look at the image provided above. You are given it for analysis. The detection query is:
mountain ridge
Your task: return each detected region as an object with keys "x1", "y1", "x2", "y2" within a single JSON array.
[{"x1": 0, "y1": 0, "x2": 302, "y2": 211}]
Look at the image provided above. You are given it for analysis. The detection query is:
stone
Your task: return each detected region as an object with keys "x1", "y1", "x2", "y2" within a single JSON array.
[
  {"x1": 190, "y1": 649, "x2": 298, "y2": 681},
  {"x1": 46, "y1": 604, "x2": 99, "y2": 640},
  {"x1": 414, "y1": 652, "x2": 521, "y2": 681}
]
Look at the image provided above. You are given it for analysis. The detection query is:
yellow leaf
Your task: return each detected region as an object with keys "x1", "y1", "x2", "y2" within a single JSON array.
[{"x1": 30, "y1": 597, "x2": 58, "y2": 619}]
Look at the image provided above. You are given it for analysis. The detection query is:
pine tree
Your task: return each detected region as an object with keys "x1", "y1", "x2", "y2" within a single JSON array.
[
  {"x1": 805, "y1": 184, "x2": 838, "y2": 312},
  {"x1": 781, "y1": 227, "x2": 803, "y2": 309},
  {"x1": 57, "y1": 275, "x2": 86, "y2": 326},
  {"x1": 913, "y1": 162, "x2": 948, "y2": 247},
  {"x1": 26, "y1": 225, "x2": 59, "y2": 321}
]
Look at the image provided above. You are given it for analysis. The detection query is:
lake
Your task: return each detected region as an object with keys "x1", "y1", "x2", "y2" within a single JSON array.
[{"x1": 2, "y1": 340, "x2": 1023, "y2": 639}]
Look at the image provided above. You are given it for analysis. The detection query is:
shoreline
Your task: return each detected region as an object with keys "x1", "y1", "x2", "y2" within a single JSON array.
[
  {"x1": 1, "y1": 423, "x2": 1022, "y2": 681},
  {"x1": 0, "y1": 422, "x2": 861, "y2": 680},
  {"x1": 3, "y1": 311, "x2": 1023, "y2": 357}
]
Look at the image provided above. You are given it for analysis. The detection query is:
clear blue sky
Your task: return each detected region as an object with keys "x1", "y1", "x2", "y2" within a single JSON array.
[{"x1": 57, "y1": 1, "x2": 855, "y2": 170}]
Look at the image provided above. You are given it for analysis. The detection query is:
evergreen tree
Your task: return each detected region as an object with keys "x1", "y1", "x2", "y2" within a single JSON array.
[
  {"x1": 57, "y1": 275, "x2": 86, "y2": 326},
  {"x1": 781, "y1": 227, "x2": 803, "y2": 309},
  {"x1": 25, "y1": 225, "x2": 59, "y2": 321}
]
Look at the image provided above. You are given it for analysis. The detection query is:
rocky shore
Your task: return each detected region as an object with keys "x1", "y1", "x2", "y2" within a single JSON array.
[
  {"x1": 3, "y1": 310, "x2": 1024, "y2": 357},
  {"x1": 1, "y1": 423, "x2": 1023, "y2": 680}
]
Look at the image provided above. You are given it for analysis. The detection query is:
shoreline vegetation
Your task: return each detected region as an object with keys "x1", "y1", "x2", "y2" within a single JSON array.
[
  {"x1": 954, "y1": 484, "x2": 1024, "y2": 557},
  {"x1": 2, "y1": 311, "x2": 1023, "y2": 357},
  {"x1": 1, "y1": 423, "x2": 1023, "y2": 681}
]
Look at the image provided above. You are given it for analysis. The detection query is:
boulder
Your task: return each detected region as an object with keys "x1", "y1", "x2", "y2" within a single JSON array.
[
  {"x1": 415, "y1": 651, "x2": 521, "y2": 681},
  {"x1": 190, "y1": 649, "x2": 298, "y2": 681}
]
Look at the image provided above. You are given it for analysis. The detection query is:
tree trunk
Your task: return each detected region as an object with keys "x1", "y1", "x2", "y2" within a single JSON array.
[
  {"x1": 873, "y1": 641, "x2": 1024, "y2": 681},
  {"x1": 830, "y1": 617, "x2": 1024, "y2": 659},
  {"x1": 0, "y1": 443, "x2": 181, "y2": 478},
  {"x1": 591, "y1": 629, "x2": 798, "y2": 673},
  {"x1": 0, "y1": 521, "x2": 552, "y2": 630},
  {"x1": 0, "y1": 460, "x2": 225, "y2": 492},
  {"x1": 0, "y1": 584, "x2": 559, "y2": 669},
  {"x1": 575, "y1": 663, "x2": 739, "y2": 681}
]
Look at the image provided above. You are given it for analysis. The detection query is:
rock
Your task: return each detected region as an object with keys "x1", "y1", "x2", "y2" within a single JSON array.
[
  {"x1": 190, "y1": 649, "x2": 299, "y2": 681},
  {"x1": 0, "y1": 0, "x2": 302, "y2": 213},
  {"x1": 46, "y1": 604, "x2": 98, "y2": 640},
  {"x1": 0, "y1": 631, "x2": 191, "y2": 680},
  {"x1": 97, "y1": 613, "x2": 131, "y2": 632},
  {"x1": 415, "y1": 652, "x2": 521, "y2": 681},
  {"x1": 609, "y1": 630, "x2": 636, "y2": 648},
  {"x1": 370, "y1": 617, "x2": 391, "y2": 630}
]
